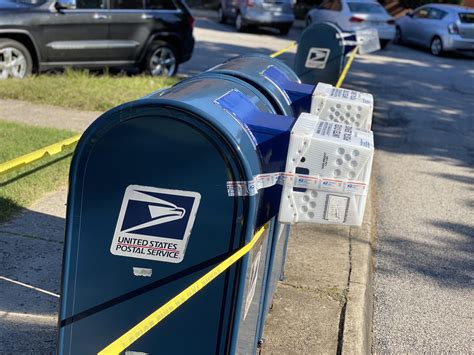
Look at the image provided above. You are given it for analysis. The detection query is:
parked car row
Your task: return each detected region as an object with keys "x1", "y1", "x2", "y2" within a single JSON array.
[
  {"x1": 218, "y1": 0, "x2": 295, "y2": 35},
  {"x1": 0, "y1": 0, "x2": 195, "y2": 79},
  {"x1": 305, "y1": 0, "x2": 474, "y2": 56},
  {"x1": 306, "y1": 0, "x2": 396, "y2": 49},
  {"x1": 1, "y1": 0, "x2": 472, "y2": 80},
  {"x1": 395, "y1": 4, "x2": 474, "y2": 56}
]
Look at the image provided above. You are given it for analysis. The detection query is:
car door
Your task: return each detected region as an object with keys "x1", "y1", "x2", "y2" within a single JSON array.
[
  {"x1": 37, "y1": 0, "x2": 110, "y2": 63},
  {"x1": 425, "y1": 8, "x2": 448, "y2": 46},
  {"x1": 107, "y1": 0, "x2": 182, "y2": 63},
  {"x1": 107, "y1": 0, "x2": 149, "y2": 62},
  {"x1": 223, "y1": 0, "x2": 234, "y2": 18},
  {"x1": 404, "y1": 6, "x2": 429, "y2": 44}
]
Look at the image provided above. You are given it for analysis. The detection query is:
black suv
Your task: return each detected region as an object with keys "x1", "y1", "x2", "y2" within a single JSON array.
[{"x1": 0, "y1": 0, "x2": 195, "y2": 78}]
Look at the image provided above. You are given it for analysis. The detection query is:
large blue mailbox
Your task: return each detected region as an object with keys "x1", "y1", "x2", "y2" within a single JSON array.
[
  {"x1": 205, "y1": 56, "x2": 314, "y2": 344},
  {"x1": 59, "y1": 73, "x2": 297, "y2": 354}
]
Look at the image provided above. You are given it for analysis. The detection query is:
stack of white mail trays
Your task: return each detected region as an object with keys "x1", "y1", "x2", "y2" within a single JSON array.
[{"x1": 279, "y1": 83, "x2": 374, "y2": 226}]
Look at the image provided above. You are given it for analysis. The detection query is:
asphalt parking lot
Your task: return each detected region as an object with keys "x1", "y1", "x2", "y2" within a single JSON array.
[{"x1": 180, "y1": 15, "x2": 300, "y2": 75}]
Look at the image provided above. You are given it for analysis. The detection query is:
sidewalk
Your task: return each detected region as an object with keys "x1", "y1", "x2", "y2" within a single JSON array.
[
  {"x1": 0, "y1": 98, "x2": 100, "y2": 132},
  {"x1": 263, "y1": 182, "x2": 376, "y2": 354},
  {"x1": 0, "y1": 100, "x2": 376, "y2": 353}
]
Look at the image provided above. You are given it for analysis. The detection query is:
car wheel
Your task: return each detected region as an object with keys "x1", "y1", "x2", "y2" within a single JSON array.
[
  {"x1": 430, "y1": 36, "x2": 443, "y2": 56},
  {"x1": 218, "y1": 6, "x2": 226, "y2": 24},
  {"x1": 0, "y1": 39, "x2": 32, "y2": 79},
  {"x1": 379, "y1": 39, "x2": 390, "y2": 49},
  {"x1": 235, "y1": 13, "x2": 246, "y2": 32},
  {"x1": 279, "y1": 26, "x2": 290, "y2": 36},
  {"x1": 145, "y1": 42, "x2": 178, "y2": 77},
  {"x1": 394, "y1": 26, "x2": 402, "y2": 44}
]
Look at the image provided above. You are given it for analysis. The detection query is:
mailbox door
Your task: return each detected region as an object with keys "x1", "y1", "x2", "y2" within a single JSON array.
[{"x1": 59, "y1": 106, "x2": 254, "y2": 354}]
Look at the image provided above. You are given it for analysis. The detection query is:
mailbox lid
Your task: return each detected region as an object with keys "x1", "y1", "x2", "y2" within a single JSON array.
[
  {"x1": 208, "y1": 54, "x2": 300, "y2": 117},
  {"x1": 156, "y1": 74, "x2": 293, "y2": 224}
]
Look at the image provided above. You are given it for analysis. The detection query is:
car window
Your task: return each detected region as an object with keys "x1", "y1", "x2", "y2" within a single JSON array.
[
  {"x1": 146, "y1": 0, "x2": 176, "y2": 10},
  {"x1": 348, "y1": 2, "x2": 385, "y2": 14},
  {"x1": 110, "y1": 0, "x2": 144, "y2": 9},
  {"x1": 319, "y1": 0, "x2": 333, "y2": 10},
  {"x1": 412, "y1": 7, "x2": 429, "y2": 19},
  {"x1": 319, "y1": 0, "x2": 341, "y2": 11},
  {"x1": 459, "y1": 12, "x2": 474, "y2": 23},
  {"x1": 428, "y1": 8, "x2": 447, "y2": 20},
  {"x1": 16, "y1": 0, "x2": 48, "y2": 5},
  {"x1": 76, "y1": 0, "x2": 106, "y2": 9}
]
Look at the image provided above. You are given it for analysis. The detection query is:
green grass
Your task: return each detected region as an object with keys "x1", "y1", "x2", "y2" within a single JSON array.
[
  {"x1": 0, "y1": 69, "x2": 179, "y2": 111},
  {"x1": 0, "y1": 120, "x2": 76, "y2": 223}
]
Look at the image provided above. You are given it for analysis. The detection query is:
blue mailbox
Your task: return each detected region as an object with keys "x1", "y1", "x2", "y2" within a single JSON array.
[
  {"x1": 208, "y1": 54, "x2": 315, "y2": 117},
  {"x1": 58, "y1": 73, "x2": 296, "y2": 354},
  {"x1": 294, "y1": 22, "x2": 346, "y2": 85},
  {"x1": 206, "y1": 55, "x2": 323, "y2": 343}
]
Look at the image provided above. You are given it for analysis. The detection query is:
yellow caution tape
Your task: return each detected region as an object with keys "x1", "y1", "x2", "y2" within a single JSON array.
[
  {"x1": 98, "y1": 225, "x2": 267, "y2": 355},
  {"x1": 270, "y1": 42, "x2": 297, "y2": 58},
  {"x1": 0, "y1": 134, "x2": 81, "y2": 176},
  {"x1": 335, "y1": 45, "x2": 359, "y2": 88}
]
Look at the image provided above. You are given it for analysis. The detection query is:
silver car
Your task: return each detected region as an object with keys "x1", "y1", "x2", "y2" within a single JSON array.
[
  {"x1": 395, "y1": 4, "x2": 474, "y2": 56},
  {"x1": 306, "y1": 0, "x2": 396, "y2": 48},
  {"x1": 218, "y1": 0, "x2": 294, "y2": 35}
]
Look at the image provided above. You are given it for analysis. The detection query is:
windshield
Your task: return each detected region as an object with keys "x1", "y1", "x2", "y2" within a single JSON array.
[{"x1": 348, "y1": 2, "x2": 386, "y2": 14}]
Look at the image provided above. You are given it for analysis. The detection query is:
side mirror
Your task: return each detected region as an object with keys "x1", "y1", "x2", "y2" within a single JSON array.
[{"x1": 54, "y1": 0, "x2": 76, "y2": 11}]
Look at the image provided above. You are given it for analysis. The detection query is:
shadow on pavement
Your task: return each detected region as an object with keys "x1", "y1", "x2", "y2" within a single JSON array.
[
  {"x1": 0, "y1": 205, "x2": 64, "y2": 352},
  {"x1": 375, "y1": 221, "x2": 473, "y2": 289},
  {"x1": 345, "y1": 44, "x2": 473, "y2": 290},
  {"x1": 346, "y1": 44, "x2": 473, "y2": 169}
]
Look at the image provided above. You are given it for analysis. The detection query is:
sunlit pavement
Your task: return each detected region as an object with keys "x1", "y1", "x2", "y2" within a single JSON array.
[
  {"x1": 180, "y1": 16, "x2": 300, "y2": 76},
  {"x1": 346, "y1": 45, "x2": 473, "y2": 352}
]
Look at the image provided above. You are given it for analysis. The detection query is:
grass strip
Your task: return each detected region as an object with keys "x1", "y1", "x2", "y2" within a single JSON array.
[
  {"x1": 0, "y1": 69, "x2": 178, "y2": 112},
  {"x1": 0, "y1": 120, "x2": 75, "y2": 223}
]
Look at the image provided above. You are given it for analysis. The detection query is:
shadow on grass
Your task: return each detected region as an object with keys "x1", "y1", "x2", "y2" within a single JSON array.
[
  {"x1": 0, "y1": 153, "x2": 72, "y2": 189},
  {"x1": 0, "y1": 152, "x2": 72, "y2": 224}
]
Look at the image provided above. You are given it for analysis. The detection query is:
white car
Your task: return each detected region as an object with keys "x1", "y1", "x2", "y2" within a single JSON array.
[{"x1": 306, "y1": 0, "x2": 396, "y2": 48}]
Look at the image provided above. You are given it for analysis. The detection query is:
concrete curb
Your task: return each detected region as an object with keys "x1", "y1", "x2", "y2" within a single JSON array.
[
  {"x1": 342, "y1": 173, "x2": 377, "y2": 354},
  {"x1": 263, "y1": 171, "x2": 377, "y2": 353}
]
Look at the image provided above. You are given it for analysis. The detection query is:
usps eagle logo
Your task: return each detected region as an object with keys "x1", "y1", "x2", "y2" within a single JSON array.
[
  {"x1": 110, "y1": 185, "x2": 201, "y2": 263},
  {"x1": 305, "y1": 47, "x2": 331, "y2": 69}
]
